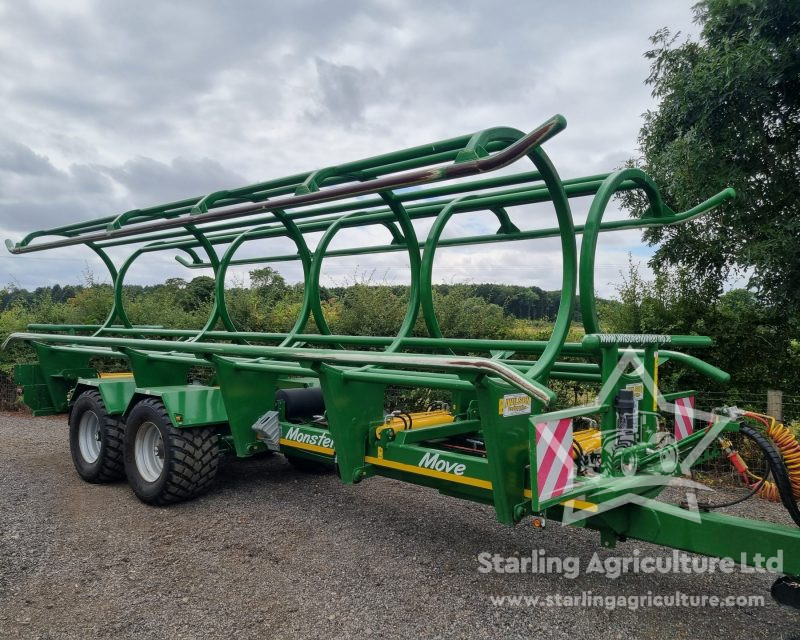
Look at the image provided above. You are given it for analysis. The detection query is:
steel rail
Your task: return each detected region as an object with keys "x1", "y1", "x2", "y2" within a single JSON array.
[
  {"x1": 3, "y1": 332, "x2": 556, "y2": 404},
  {"x1": 8, "y1": 135, "x2": 526, "y2": 246},
  {"x1": 6, "y1": 115, "x2": 566, "y2": 254}
]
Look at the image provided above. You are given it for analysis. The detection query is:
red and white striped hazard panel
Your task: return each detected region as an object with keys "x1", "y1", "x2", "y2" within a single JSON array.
[
  {"x1": 535, "y1": 418, "x2": 574, "y2": 502},
  {"x1": 674, "y1": 396, "x2": 695, "y2": 441}
]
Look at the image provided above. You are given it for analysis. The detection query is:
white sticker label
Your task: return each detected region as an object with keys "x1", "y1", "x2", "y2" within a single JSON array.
[
  {"x1": 499, "y1": 393, "x2": 531, "y2": 417},
  {"x1": 625, "y1": 382, "x2": 644, "y2": 401}
]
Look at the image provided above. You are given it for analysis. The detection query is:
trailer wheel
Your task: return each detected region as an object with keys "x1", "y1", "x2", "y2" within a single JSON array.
[
  {"x1": 123, "y1": 398, "x2": 220, "y2": 505},
  {"x1": 69, "y1": 389, "x2": 126, "y2": 483}
]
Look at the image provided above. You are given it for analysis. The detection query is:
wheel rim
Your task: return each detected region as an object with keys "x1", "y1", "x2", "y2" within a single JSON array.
[
  {"x1": 135, "y1": 421, "x2": 165, "y2": 483},
  {"x1": 77, "y1": 410, "x2": 102, "y2": 463}
]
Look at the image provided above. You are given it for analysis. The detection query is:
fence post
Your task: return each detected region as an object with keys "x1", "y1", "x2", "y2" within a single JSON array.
[{"x1": 767, "y1": 389, "x2": 783, "y2": 422}]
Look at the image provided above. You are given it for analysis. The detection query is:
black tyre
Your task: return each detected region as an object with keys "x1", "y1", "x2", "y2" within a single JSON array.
[
  {"x1": 123, "y1": 397, "x2": 220, "y2": 505},
  {"x1": 772, "y1": 576, "x2": 800, "y2": 610},
  {"x1": 285, "y1": 454, "x2": 332, "y2": 474},
  {"x1": 69, "y1": 389, "x2": 125, "y2": 483}
]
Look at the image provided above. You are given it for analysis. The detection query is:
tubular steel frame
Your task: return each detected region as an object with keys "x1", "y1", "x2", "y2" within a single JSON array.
[{"x1": 6, "y1": 114, "x2": 800, "y2": 580}]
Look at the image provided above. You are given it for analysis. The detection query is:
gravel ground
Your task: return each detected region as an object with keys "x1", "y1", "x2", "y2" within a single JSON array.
[{"x1": 1, "y1": 412, "x2": 798, "y2": 640}]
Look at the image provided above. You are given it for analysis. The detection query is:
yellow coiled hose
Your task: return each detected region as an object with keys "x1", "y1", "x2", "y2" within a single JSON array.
[{"x1": 743, "y1": 412, "x2": 800, "y2": 503}]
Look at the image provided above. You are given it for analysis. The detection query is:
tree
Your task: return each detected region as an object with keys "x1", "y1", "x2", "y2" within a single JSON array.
[
  {"x1": 624, "y1": 0, "x2": 800, "y2": 311},
  {"x1": 249, "y1": 267, "x2": 286, "y2": 297},
  {"x1": 605, "y1": 260, "x2": 800, "y2": 400},
  {"x1": 179, "y1": 276, "x2": 215, "y2": 312},
  {"x1": 431, "y1": 288, "x2": 512, "y2": 339}
]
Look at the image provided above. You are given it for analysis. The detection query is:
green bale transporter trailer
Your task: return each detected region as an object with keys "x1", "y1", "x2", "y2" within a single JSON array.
[{"x1": 5, "y1": 114, "x2": 800, "y2": 608}]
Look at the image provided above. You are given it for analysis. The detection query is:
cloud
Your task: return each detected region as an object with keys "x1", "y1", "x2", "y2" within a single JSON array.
[
  {"x1": 0, "y1": 145, "x2": 246, "y2": 233},
  {"x1": 101, "y1": 156, "x2": 245, "y2": 206},
  {"x1": 0, "y1": 0, "x2": 697, "y2": 292},
  {"x1": 0, "y1": 140, "x2": 61, "y2": 177},
  {"x1": 309, "y1": 58, "x2": 382, "y2": 124}
]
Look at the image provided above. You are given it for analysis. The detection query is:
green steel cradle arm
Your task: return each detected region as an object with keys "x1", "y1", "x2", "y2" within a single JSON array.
[
  {"x1": 5, "y1": 112, "x2": 736, "y2": 399},
  {"x1": 5, "y1": 115, "x2": 567, "y2": 253},
  {"x1": 90, "y1": 176, "x2": 732, "y2": 377},
  {"x1": 6, "y1": 116, "x2": 569, "y2": 365},
  {"x1": 1, "y1": 332, "x2": 556, "y2": 404}
]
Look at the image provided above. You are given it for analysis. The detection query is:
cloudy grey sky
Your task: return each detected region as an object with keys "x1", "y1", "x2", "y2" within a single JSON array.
[{"x1": 0, "y1": 0, "x2": 697, "y2": 296}]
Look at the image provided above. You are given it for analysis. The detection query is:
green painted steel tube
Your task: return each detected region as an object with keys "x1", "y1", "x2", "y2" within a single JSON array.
[
  {"x1": 95, "y1": 242, "x2": 203, "y2": 336},
  {"x1": 56, "y1": 138, "x2": 543, "y2": 245},
  {"x1": 5, "y1": 332, "x2": 557, "y2": 404},
  {"x1": 160, "y1": 177, "x2": 722, "y2": 274},
  {"x1": 341, "y1": 369, "x2": 474, "y2": 392},
  {"x1": 548, "y1": 371, "x2": 602, "y2": 382},
  {"x1": 521, "y1": 146, "x2": 576, "y2": 383},
  {"x1": 421, "y1": 194, "x2": 486, "y2": 346},
  {"x1": 209, "y1": 209, "x2": 321, "y2": 344},
  {"x1": 579, "y1": 168, "x2": 735, "y2": 333},
  {"x1": 129, "y1": 170, "x2": 727, "y2": 260},
  {"x1": 12, "y1": 133, "x2": 523, "y2": 248},
  {"x1": 586, "y1": 501, "x2": 800, "y2": 575},
  {"x1": 182, "y1": 224, "x2": 225, "y2": 339},
  {"x1": 27, "y1": 324, "x2": 562, "y2": 351},
  {"x1": 98, "y1": 246, "x2": 144, "y2": 333},
  {"x1": 98, "y1": 174, "x2": 608, "y2": 253},
  {"x1": 374, "y1": 191, "x2": 423, "y2": 353},
  {"x1": 7, "y1": 116, "x2": 567, "y2": 254},
  {"x1": 27, "y1": 324, "x2": 164, "y2": 331},
  {"x1": 660, "y1": 389, "x2": 697, "y2": 402},
  {"x1": 21, "y1": 325, "x2": 724, "y2": 382},
  {"x1": 581, "y1": 334, "x2": 714, "y2": 350},
  {"x1": 93, "y1": 236, "x2": 213, "y2": 336},
  {"x1": 95, "y1": 173, "x2": 602, "y2": 253},
  {"x1": 657, "y1": 350, "x2": 730, "y2": 383}
]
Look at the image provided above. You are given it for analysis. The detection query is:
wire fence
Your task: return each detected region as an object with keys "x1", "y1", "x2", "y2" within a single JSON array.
[
  {"x1": 695, "y1": 391, "x2": 800, "y2": 424},
  {"x1": 0, "y1": 373, "x2": 20, "y2": 411}
]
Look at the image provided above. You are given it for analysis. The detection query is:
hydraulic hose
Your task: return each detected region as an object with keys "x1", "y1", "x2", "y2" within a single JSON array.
[
  {"x1": 738, "y1": 423, "x2": 800, "y2": 527},
  {"x1": 740, "y1": 412, "x2": 800, "y2": 501}
]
